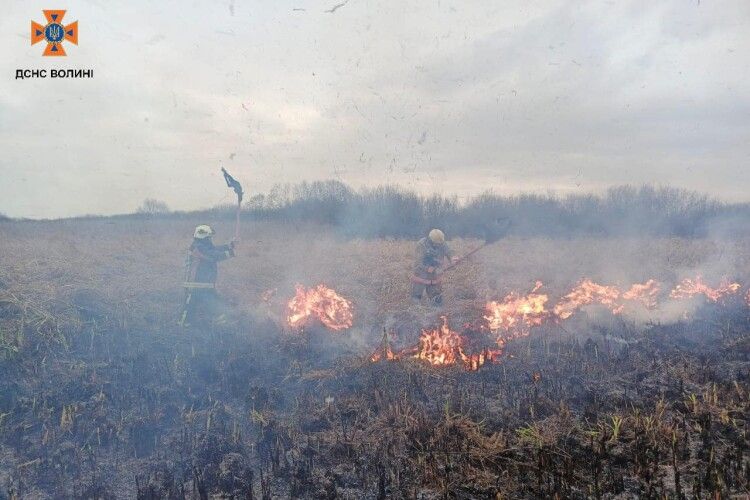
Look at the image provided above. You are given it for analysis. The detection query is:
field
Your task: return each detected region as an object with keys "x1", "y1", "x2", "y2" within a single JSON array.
[{"x1": 0, "y1": 217, "x2": 749, "y2": 498}]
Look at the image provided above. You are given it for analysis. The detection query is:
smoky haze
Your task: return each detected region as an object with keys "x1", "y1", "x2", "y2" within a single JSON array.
[{"x1": 1, "y1": 0, "x2": 749, "y2": 219}]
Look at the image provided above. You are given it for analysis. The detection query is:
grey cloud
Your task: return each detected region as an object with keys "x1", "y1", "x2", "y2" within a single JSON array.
[{"x1": 0, "y1": 0, "x2": 748, "y2": 218}]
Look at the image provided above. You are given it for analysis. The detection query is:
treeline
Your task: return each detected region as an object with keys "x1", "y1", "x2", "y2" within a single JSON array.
[
  {"x1": 35, "y1": 181, "x2": 749, "y2": 239},
  {"x1": 218, "y1": 181, "x2": 750, "y2": 239}
]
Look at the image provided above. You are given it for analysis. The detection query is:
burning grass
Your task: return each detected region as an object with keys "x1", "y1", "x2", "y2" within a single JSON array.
[
  {"x1": 286, "y1": 284, "x2": 354, "y2": 331},
  {"x1": 374, "y1": 316, "x2": 502, "y2": 371},
  {"x1": 0, "y1": 218, "x2": 748, "y2": 497},
  {"x1": 670, "y1": 275, "x2": 742, "y2": 302}
]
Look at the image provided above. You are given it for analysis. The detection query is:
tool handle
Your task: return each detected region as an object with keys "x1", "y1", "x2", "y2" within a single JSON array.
[
  {"x1": 437, "y1": 243, "x2": 487, "y2": 275},
  {"x1": 234, "y1": 200, "x2": 241, "y2": 241}
]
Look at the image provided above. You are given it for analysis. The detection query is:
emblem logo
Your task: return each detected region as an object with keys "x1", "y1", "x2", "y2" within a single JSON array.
[{"x1": 31, "y1": 10, "x2": 78, "y2": 56}]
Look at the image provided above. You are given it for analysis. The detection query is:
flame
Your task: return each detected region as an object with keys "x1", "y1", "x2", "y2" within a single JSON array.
[
  {"x1": 286, "y1": 284, "x2": 354, "y2": 331},
  {"x1": 370, "y1": 346, "x2": 397, "y2": 362},
  {"x1": 412, "y1": 317, "x2": 500, "y2": 371},
  {"x1": 620, "y1": 279, "x2": 661, "y2": 310},
  {"x1": 550, "y1": 279, "x2": 661, "y2": 318},
  {"x1": 552, "y1": 279, "x2": 621, "y2": 319},
  {"x1": 461, "y1": 348, "x2": 501, "y2": 371},
  {"x1": 669, "y1": 276, "x2": 741, "y2": 302},
  {"x1": 481, "y1": 279, "x2": 664, "y2": 350},
  {"x1": 369, "y1": 276, "x2": 750, "y2": 372},
  {"x1": 370, "y1": 331, "x2": 398, "y2": 362},
  {"x1": 414, "y1": 317, "x2": 464, "y2": 366},
  {"x1": 484, "y1": 281, "x2": 549, "y2": 345}
]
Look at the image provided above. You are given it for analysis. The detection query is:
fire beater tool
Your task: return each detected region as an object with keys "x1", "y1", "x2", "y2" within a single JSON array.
[
  {"x1": 221, "y1": 167, "x2": 243, "y2": 241},
  {"x1": 438, "y1": 217, "x2": 510, "y2": 276}
]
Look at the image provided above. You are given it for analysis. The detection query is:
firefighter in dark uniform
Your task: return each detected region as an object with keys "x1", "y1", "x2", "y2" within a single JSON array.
[
  {"x1": 179, "y1": 224, "x2": 237, "y2": 327},
  {"x1": 410, "y1": 229, "x2": 457, "y2": 306}
]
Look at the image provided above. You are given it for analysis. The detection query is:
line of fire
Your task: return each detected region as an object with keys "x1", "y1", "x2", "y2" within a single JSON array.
[{"x1": 280, "y1": 276, "x2": 749, "y2": 371}]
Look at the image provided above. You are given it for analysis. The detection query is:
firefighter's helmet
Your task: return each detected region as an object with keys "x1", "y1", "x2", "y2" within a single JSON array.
[
  {"x1": 193, "y1": 224, "x2": 214, "y2": 239},
  {"x1": 428, "y1": 228, "x2": 445, "y2": 245}
]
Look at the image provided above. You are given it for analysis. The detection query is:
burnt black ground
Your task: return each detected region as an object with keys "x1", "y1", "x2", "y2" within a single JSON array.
[{"x1": 0, "y1": 291, "x2": 748, "y2": 498}]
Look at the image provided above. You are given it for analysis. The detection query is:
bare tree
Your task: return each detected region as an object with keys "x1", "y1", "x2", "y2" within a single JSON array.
[{"x1": 137, "y1": 198, "x2": 170, "y2": 215}]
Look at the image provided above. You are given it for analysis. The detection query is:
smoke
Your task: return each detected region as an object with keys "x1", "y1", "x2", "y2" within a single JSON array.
[
  {"x1": 238, "y1": 182, "x2": 750, "y2": 240},
  {"x1": 165, "y1": 181, "x2": 750, "y2": 360},
  {"x1": 544, "y1": 221, "x2": 748, "y2": 329}
]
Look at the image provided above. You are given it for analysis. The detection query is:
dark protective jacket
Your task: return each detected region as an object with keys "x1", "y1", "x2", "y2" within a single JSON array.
[
  {"x1": 413, "y1": 237, "x2": 452, "y2": 278},
  {"x1": 184, "y1": 238, "x2": 234, "y2": 287}
]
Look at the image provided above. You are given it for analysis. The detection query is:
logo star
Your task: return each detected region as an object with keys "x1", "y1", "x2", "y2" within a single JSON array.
[{"x1": 31, "y1": 10, "x2": 78, "y2": 56}]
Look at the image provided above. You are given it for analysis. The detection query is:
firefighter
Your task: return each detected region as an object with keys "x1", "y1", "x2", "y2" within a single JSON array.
[
  {"x1": 179, "y1": 224, "x2": 237, "y2": 327},
  {"x1": 411, "y1": 229, "x2": 458, "y2": 306}
]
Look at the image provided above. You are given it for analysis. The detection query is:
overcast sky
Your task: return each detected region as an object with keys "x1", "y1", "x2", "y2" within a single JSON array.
[{"x1": 1, "y1": 0, "x2": 749, "y2": 218}]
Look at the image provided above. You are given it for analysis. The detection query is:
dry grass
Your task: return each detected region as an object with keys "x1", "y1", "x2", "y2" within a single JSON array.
[
  {"x1": 2, "y1": 217, "x2": 748, "y2": 341},
  {"x1": 0, "y1": 218, "x2": 749, "y2": 498}
]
